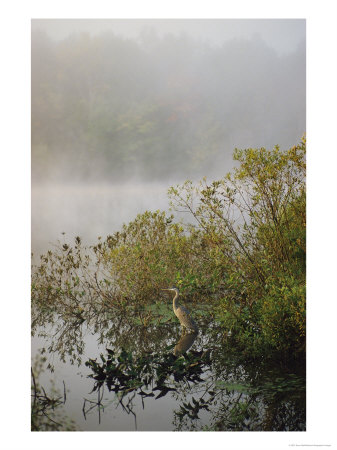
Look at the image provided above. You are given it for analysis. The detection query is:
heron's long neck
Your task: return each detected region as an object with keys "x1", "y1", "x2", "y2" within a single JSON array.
[{"x1": 172, "y1": 291, "x2": 179, "y2": 312}]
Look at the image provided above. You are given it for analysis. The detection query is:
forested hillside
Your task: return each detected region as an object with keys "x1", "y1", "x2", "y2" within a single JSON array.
[{"x1": 32, "y1": 31, "x2": 305, "y2": 183}]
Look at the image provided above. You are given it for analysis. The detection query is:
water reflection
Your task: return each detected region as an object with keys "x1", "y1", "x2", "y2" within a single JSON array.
[
  {"x1": 31, "y1": 356, "x2": 77, "y2": 431},
  {"x1": 173, "y1": 331, "x2": 198, "y2": 356},
  {"x1": 31, "y1": 303, "x2": 305, "y2": 431}
]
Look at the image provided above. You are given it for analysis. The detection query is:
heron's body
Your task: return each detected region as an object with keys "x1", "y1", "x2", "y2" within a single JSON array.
[{"x1": 162, "y1": 287, "x2": 198, "y2": 333}]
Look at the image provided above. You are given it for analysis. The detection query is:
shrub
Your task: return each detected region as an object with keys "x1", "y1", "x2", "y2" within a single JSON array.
[
  {"x1": 32, "y1": 138, "x2": 306, "y2": 360},
  {"x1": 168, "y1": 137, "x2": 306, "y2": 357}
]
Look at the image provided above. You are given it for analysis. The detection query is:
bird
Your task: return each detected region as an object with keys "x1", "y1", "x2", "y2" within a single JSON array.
[{"x1": 161, "y1": 287, "x2": 198, "y2": 333}]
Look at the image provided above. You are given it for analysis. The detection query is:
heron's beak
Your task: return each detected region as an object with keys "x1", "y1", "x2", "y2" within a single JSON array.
[{"x1": 161, "y1": 288, "x2": 171, "y2": 291}]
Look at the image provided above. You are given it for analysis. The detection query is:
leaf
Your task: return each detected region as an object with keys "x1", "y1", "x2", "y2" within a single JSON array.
[
  {"x1": 155, "y1": 387, "x2": 175, "y2": 400},
  {"x1": 139, "y1": 390, "x2": 155, "y2": 397},
  {"x1": 215, "y1": 380, "x2": 251, "y2": 394}
]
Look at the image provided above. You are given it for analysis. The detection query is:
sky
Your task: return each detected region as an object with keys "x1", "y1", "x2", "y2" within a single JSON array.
[{"x1": 31, "y1": 18, "x2": 305, "y2": 55}]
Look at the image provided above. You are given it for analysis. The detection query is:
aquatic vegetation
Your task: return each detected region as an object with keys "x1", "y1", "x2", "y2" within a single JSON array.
[
  {"x1": 168, "y1": 138, "x2": 306, "y2": 358},
  {"x1": 83, "y1": 343, "x2": 305, "y2": 431},
  {"x1": 85, "y1": 345, "x2": 210, "y2": 400},
  {"x1": 31, "y1": 299, "x2": 305, "y2": 431},
  {"x1": 32, "y1": 139, "x2": 306, "y2": 362}
]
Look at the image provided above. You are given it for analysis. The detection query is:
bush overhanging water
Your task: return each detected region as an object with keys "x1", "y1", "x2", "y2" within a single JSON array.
[{"x1": 32, "y1": 138, "x2": 306, "y2": 360}]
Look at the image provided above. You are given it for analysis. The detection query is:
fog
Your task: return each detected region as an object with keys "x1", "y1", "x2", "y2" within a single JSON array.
[
  {"x1": 31, "y1": 183, "x2": 170, "y2": 257},
  {"x1": 31, "y1": 19, "x2": 305, "y2": 255},
  {"x1": 32, "y1": 19, "x2": 305, "y2": 55}
]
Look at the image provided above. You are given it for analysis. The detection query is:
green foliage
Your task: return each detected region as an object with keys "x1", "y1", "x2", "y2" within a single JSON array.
[
  {"x1": 85, "y1": 347, "x2": 211, "y2": 401},
  {"x1": 32, "y1": 139, "x2": 306, "y2": 361},
  {"x1": 168, "y1": 137, "x2": 306, "y2": 358},
  {"x1": 96, "y1": 209, "x2": 223, "y2": 305}
]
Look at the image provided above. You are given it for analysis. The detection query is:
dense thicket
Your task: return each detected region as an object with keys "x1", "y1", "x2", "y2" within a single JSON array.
[
  {"x1": 32, "y1": 139, "x2": 306, "y2": 360},
  {"x1": 32, "y1": 31, "x2": 305, "y2": 183}
]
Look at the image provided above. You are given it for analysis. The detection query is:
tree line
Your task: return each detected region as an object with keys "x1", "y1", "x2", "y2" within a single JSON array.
[{"x1": 32, "y1": 30, "x2": 305, "y2": 183}]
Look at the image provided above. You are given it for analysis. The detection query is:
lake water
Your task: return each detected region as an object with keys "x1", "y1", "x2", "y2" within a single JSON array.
[
  {"x1": 31, "y1": 309, "x2": 305, "y2": 431},
  {"x1": 31, "y1": 183, "x2": 306, "y2": 432}
]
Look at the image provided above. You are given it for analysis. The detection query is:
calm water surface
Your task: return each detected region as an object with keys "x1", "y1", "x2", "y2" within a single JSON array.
[
  {"x1": 31, "y1": 183, "x2": 305, "y2": 431},
  {"x1": 31, "y1": 311, "x2": 305, "y2": 431}
]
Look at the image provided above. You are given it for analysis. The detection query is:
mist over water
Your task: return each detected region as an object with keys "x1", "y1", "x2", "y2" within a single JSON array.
[
  {"x1": 32, "y1": 182, "x2": 171, "y2": 257},
  {"x1": 31, "y1": 19, "x2": 305, "y2": 255}
]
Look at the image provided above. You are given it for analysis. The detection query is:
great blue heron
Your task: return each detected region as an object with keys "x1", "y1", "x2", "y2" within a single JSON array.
[{"x1": 162, "y1": 287, "x2": 198, "y2": 333}]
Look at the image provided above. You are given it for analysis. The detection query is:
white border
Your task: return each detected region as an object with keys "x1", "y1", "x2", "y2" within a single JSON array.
[{"x1": 1, "y1": 1, "x2": 337, "y2": 449}]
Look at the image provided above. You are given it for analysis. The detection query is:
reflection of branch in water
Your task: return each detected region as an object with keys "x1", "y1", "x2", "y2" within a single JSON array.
[
  {"x1": 31, "y1": 366, "x2": 74, "y2": 431},
  {"x1": 172, "y1": 367, "x2": 306, "y2": 431},
  {"x1": 84, "y1": 343, "x2": 211, "y2": 430},
  {"x1": 82, "y1": 386, "x2": 104, "y2": 424},
  {"x1": 82, "y1": 387, "x2": 138, "y2": 430},
  {"x1": 118, "y1": 391, "x2": 138, "y2": 431}
]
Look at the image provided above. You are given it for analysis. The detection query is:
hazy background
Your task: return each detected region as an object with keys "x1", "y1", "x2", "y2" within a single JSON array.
[{"x1": 31, "y1": 19, "x2": 306, "y2": 256}]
